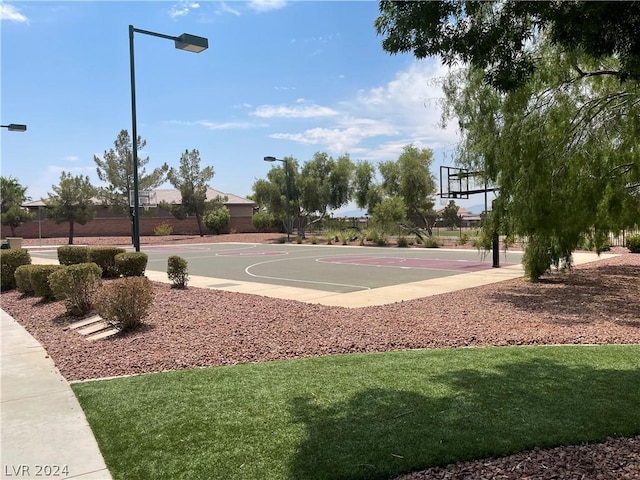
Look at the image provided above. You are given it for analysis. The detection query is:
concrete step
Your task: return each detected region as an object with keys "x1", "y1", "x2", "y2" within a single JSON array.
[
  {"x1": 86, "y1": 328, "x2": 119, "y2": 341},
  {"x1": 67, "y1": 315, "x2": 104, "y2": 330},
  {"x1": 77, "y1": 321, "x2": 110, "y2": 336}
]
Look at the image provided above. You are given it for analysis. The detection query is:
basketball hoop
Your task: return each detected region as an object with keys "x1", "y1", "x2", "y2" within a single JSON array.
[{"x1": 130, "y1": 190, "x2": 157, "y2": 211}]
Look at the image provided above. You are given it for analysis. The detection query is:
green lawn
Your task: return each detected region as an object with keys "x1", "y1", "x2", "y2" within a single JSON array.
[{"x1": 72, "y1": 345, "x2": 640, "y2": 480}]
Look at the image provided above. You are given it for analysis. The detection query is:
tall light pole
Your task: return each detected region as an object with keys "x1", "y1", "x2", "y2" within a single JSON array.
[
  {"x1": 1, "y1": 124, "x2": 27, "y2": 132},
  {"x1": 129, "y1": 25, "x2": 208, "y2": 251},
  {"x1": 264, "y1": 156, "x2": 291, "y2": 242}
]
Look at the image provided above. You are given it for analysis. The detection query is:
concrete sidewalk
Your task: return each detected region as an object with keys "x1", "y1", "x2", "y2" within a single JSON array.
[{"x1": 0, "y1": 309, "x2": 111, "y2": 480}]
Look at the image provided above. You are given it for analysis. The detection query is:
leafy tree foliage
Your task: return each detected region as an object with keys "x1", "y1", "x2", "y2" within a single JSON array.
[
  {"x1": 253, "y1": 158, "x2": 300, "y2": 237},
  {"x1": 94, "y1": 129, "x2": 169, "y2": 214},
  {"x1": 44, "y1": 172, "x2": 97, "y2": 245},
  {"x1": 372, "y1": 196, "x2": 405, "y2": 232},
  {"x1": 441, "y1": 200, "x2": 461, "y2": 229},
  {"x1": 166, "y1": 149, "x2": 215, "y2": 237},
  {"x1": 204, "y1": 205, "x2": 231, "y2": 234},
  {"x1": 0, "y1": 176, "x2": 34, "y2": 236},
  {"x1": 442, "y1": 42, "x2": 640, "y2": 279},
  {"x1": 376, "y1": 0, "x2": 640, "y2": 91},
  {"x1": 378, "y1": 144, "x2": 438, "y2": 233}
]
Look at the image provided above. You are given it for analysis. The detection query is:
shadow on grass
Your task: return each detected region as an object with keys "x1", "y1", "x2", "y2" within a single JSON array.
[
  {"x1": 289, "y1": 358, "x2": 640, "y2": 480},
  {"x1": 489, "y1": 263, "x2": 640, "y2": 326}
]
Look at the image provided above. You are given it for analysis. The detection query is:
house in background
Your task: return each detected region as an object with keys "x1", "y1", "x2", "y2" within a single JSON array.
[{"x1": 16, "y1": 188, "x2": 256, "y2": 239}]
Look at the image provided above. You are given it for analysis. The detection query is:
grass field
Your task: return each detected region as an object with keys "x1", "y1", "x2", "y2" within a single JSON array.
[{"x1": 73, "y1": 345, "x2": 640, "y2": 480}]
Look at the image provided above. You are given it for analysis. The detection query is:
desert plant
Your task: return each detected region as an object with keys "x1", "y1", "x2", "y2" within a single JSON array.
[
  {"x1": 295, "y1": 236, "x2": 303, "y2": 244},
  {"x1": 424, "y1": 237, "x2": 440, "y2": 248},
  {"x1": 14, "y1": 264, "x2": 37, "y2": 294},
  {"x1": 93, "y1": 276, "x2": 153, "y2": 332},
  {"x1": 459, "y1": 233, "x2": 470, "y2": 246},
  {"x1": 397, "y1": 236, "x2": 409, "y2": 248},
  {"x1": 154, "y1": 222, "x2": 173, "y2": 236},
  {"x1": 338, "y1": 230, "x2": 352, "y2": 245},
  {"x1": 324, "y1": 232, "x2": 334, "y2": 245},
  {"x1": 57, "y1": 245, "x2": 90, "y2": 265},
  {"x1": 30, "y1": 265, "x2": 65, "y2": 300},
  {"x1": 115, "y1": 252, "x2": 148, "y2": 277},
  {"x1": 276, "y1": 236, "x2": 287, "y2": 244},
  {"x1": 49, "y1": 263, "x2": 102, "y2": 315},
  {"x1": 167, "y1": 256, "x2": 189, "y2": 289},
  {"x1": 1, "y1": 248, "x2": 31, "y2": 290},
  {"x1": 89, "y1": 247, "x2": 126, "y2": 278},
  {"x1": 626, "y1": 234, "x2": 640, "y2": 253},
  {"x1": 310, "y1": 236, "x2": 318, "y2": 245}
]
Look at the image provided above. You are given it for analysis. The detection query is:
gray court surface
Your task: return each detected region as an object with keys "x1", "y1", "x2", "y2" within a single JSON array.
[{"x1": 32, "y1": 243, "x2": 524, "y2": 294}]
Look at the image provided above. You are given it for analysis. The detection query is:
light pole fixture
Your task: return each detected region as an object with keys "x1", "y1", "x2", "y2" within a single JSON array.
[
  {"x1": 264, "y1": 156, "x2": 291, "y2": 242},
  {"x1": 1, "y1": 124, "x2": 27, "y2": 132},
  {"x1": 129, "y1": 25, "x2": 208, "y2": 252}
]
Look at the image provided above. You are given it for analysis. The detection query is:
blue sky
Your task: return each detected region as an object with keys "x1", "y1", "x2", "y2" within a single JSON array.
[{"x1": 1, "y1": 1, "x2": 490, "y2": 213}]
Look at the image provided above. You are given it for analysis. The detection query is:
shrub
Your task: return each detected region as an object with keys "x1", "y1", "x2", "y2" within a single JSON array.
[
  {"x1": 49, "y1": 263, "x2": 102, "y2": 315},
  {"x1": 167, "y1": 256, "x2": 189, "y2": 289},
  {"x1": 310, "y1": 237, "x2": 318, "y2": 245},
  {"x1": 414, "y1": 235, "x2": 423, "y2": 245},
  {"x1": 89, "y1": 247, "x2": 126, "y2": 278},
  {"x1": 373, "y1": 231, "x2": 388, "y2": 247},
  {"x1": 324, "y1": 232, "x2": 334, "y2": 245},
  {"x1": 252, "y1": 211, "x2": 275, "y2": 232},
  {"x1": 154, "y1": 222, "x2": 173, "y2": 236},
  {"x1": 204, "y1": 206, "x2": 231, "y2": 234},
  {"x1": 626, "y1": 234, "x2": 640, "y2": 253},
  {"x1": 30, "y1": 265, "x2": 65, "y2": 300},
  {"x1": 57, "y1": 245, "x2": 90, "y2": 265},
  {"x1": 115, "y1": 252, "x2": 148, "y2": 277},
  {"x1": 424, "y1": 237, "x2": 440, "y2": 248},
  {"x1": 338, "y1": 230, "x2": 352, "y2": 245},
  {"x1": 14, "y1": 264, "x2": 37, "y2": 294},
  {"x1": 295, "y1": 236, "x2": 303, "y2": 244},
  {"x1": 1, "y1": 249, "x2": 31, "y2": 290},
  {"x1": 459, "y1": 233, "x2": 470, "y2": 246},
  {"x1": 397, "y1": 236, "x2": 409, "y2": 248},
  {"x1": 93, "y1": 277, "x2": 153, "y2": 332},
  {"x1": 276, "y1": 236, "x2": 287, "y2": 244}
]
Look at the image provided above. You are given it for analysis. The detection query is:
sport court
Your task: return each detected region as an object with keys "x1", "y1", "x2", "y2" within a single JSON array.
[{"x1": 30, "y1": 243, "x2": 526, "y2": 307}]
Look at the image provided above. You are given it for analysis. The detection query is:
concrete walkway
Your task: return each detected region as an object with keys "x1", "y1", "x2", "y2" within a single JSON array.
[{"x1": 0, "y1": 309, "x2": 111, "y2": 480}]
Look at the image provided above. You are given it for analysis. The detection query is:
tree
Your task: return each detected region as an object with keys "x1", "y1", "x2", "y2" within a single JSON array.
[
  {"x1": 204, "y1": 205, "x2": 230, "y2": 234},
  {"x1": 166, "y1": 149, "x2": 215, "y2": 237},
  {"x1": 94, "y1": 130, "x2": 169, "y2": 214},
  {"x1": 298, "y1": 152, "x2": 354, "y2": 236},
  {"x1": 441, "y1": 200, "x2": 461, "y2": 229},
  {"x1": 375, "y1": 1, "x2": 640, "y2": 92},
  {"x1": 442, "y1": 42, "x2": 640, "y2": 279},
  {"x1": 378, "y1": 144, "x2": 438, "y2": 234},
  {"x1": 44, "y1": 173, "x2": 97, "y2": 245},
  {"x1": 252, "y1": 158, "x2": 301, "y2": 236},
  {"x1": 371, "y1": 196, "x2": 405, "y2": 232},
  {"x1": 1, "y1": 176, "x2": 34, "y2": 236}
]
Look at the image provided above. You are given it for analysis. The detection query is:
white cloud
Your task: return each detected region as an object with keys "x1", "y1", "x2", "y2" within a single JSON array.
[
  {"x1": 248, "y1": 0, "x2": 287, "y2": 13},
  {"x1": 1, "y1": 4, "x2": 29, "y2": 23},
  {"x1": 266, "y1": 60, "x2": 460, "y2": 155},
  {"x1": 165, "y1": 120, "x2": 255, "y2": 130},
  {"x1": 169, "y1": 1, "x2": 200, "y2": 18},
  {"x1": 215, "y1": 2, "x2": 241, "y2": 17},
  {"x1": 252, "y1": 104, "x2": 339, "y2": 119},
  {"x1": 64, "y1": 156, "x2": 80, "y2": 162}
]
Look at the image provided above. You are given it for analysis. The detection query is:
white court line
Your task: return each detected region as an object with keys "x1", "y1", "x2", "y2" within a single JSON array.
[{"x1": 245, "y1": 255, "x2": 371, "y2": 291}]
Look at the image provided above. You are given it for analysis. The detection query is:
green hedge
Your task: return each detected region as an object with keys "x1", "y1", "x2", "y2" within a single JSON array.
[
  {"x1": 115, "y1": 252, "x2": 148, "y2": 277},
  {"x1": 14, "y1": 264, "x2": 38, "y2": 294},
  {"x1": 89, "y1": 247, "x2": 127, "y2": 278},
  {"x1": 58, "y1": 245, "x2": 90, "y2": 265},
  {"x1": 626, "y1": 234, "x2": 640, "y2": 253},
  {"x1": 0, "y1": 249, "x2": 31, "y2": 290},
  {"x1": 30, "y1": 265, "x2": 65, "y2": 300},
  {"x1": 49, "y1": 263, "x2": 102, "y2": 316}
]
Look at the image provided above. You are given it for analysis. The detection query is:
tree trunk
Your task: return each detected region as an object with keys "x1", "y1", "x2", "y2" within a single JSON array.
[
  {"x1": 68, "y1": 221, "x2": 74, "y2": 245},
  {"x1": 196, "y1": 213, "x2": 204, "y2": 237}
]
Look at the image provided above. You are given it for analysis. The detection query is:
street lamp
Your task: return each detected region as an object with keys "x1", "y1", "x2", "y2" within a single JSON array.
[
  {"x1": 264, "y1": 156, "x2": 291, "y2": 242},
  {"x1": 1, "y1": 124, "x2": 27, "y2": 132},
  {"x1": 129, "y1": 25, "x2": 208, "y2": 252}
]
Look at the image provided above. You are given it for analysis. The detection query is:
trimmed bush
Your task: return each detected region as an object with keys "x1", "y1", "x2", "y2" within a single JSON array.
[
  {"x1": 154, "y1": 222, "x2": 173, "y2": 236},
  {"x1": 14, "y1": 264, "x2": 37, "y2": 294},
  {"x1": 89, "y1": 247, "x2": 126, "y2": 278},
  {"x1": 167, "y1": 256, "x2": 189, "y2": 289},
  {"x1": 30, "y1": 265, "x2": 65, "y2": 300},
  {"x1": 115, "y1": 252, "x2": 148, "y2": 277},
  {"x1": 1, "y1": 249, "x2": 31, "y2": 290},
  {"x1": 626, "y1": 234, "x2": 640, "y2": 253},
  {"x1": 94, "y1": 276, "x2": 153, "y2": 332},
  {"x1": 49, "y1": 263, "x2": 102, "y2": 315},
  {"x1": 57, "y1": 245, "x2": 90, "y2": 265},
  {"x1": 424, "y1": 237, "x2": 440, "y2": 248},
  {"x1": 204, "y1": 206, "x2": 231, "y2": 234},
  {"x1": 252, "y1": 211, "x2": 275, "y2": 232}
]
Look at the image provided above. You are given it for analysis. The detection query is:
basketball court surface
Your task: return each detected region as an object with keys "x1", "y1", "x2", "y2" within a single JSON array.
[{"x1": 30, "y1": 243, "x2": 530, "y2": 307}]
